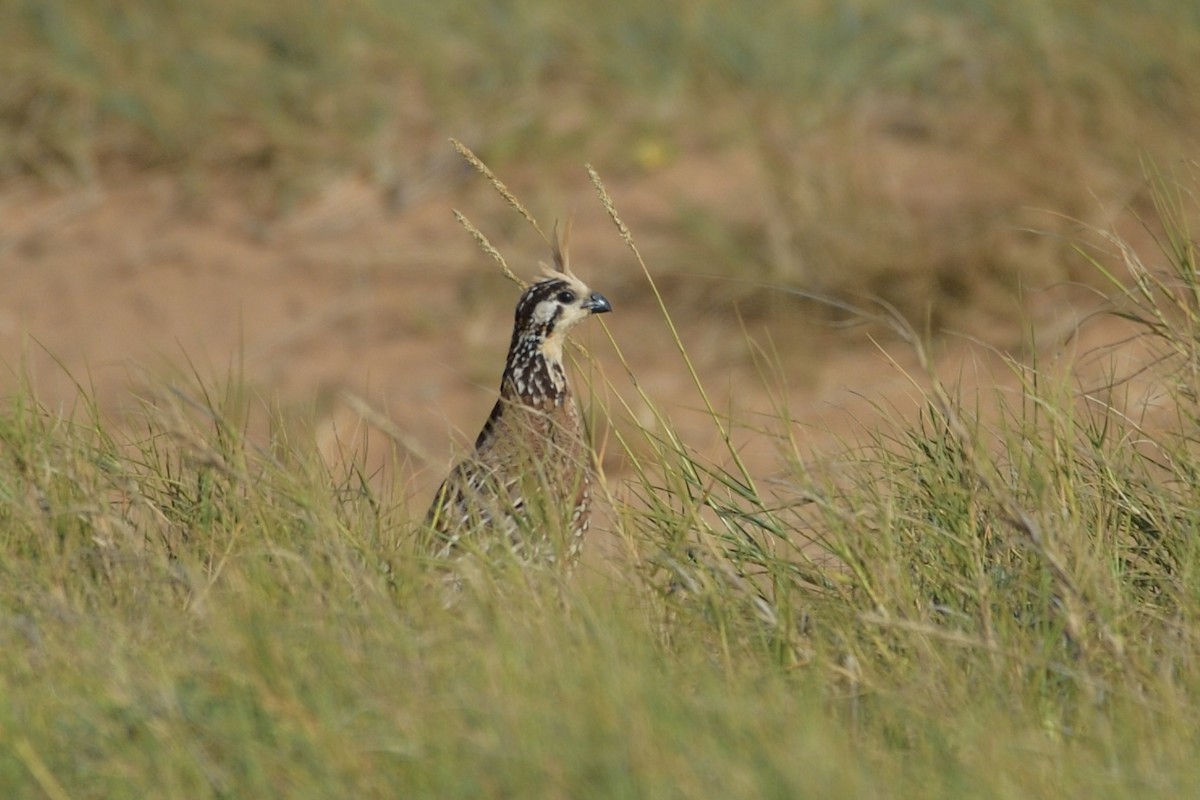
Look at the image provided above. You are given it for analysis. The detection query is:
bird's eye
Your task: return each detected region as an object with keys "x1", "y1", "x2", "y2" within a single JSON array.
[{"x1": 556, "y1": 290, "x2": 577, "y2": 304}]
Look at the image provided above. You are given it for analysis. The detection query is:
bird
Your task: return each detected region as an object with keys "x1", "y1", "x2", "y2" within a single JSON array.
[{"x1": 425, "y1": 223, "x2": 612, "y2": 570}]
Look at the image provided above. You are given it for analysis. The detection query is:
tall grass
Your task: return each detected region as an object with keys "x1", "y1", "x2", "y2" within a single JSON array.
[
  {"x1": 597, "y1": 160, "x2": 1200, "y2": 794},
  {"x1": 3, "y1": 1, "x2": 1196, "y2": 182},
  {"x1": 2, "y1": 163, "x2": 1199, "y2": 797},
  {"x1": 6, "y1": 1, "x2": 1198, "y2": 335}
]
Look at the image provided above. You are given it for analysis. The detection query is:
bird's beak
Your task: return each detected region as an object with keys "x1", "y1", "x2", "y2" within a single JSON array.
[{"x1": 585, "y1": 291, "x2": 612, "y2": 314}]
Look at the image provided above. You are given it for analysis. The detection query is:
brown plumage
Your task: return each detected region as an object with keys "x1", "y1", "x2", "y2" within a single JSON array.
[{"x1": 426, "y1": 230, "x2": 612, "y2": 568}]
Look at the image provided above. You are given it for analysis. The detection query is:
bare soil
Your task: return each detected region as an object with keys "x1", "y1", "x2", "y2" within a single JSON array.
[{"x1": 0, "y1": 150, "x2": 1156, "y2": 514}]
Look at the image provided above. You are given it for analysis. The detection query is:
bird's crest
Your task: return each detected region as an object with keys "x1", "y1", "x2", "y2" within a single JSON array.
[{"x1": 539, "y1": 217, "x2": 576, "y2": 281}]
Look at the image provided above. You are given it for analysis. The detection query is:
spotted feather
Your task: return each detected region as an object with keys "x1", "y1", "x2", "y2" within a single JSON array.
[{"x1": 426, "y1": 235, "x2": 612, "y2": 569}]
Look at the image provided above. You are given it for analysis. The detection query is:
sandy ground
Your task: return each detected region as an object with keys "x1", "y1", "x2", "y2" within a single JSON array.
[{"x1": 0, "y1": 153, "x2": 1155, "y2": 519}]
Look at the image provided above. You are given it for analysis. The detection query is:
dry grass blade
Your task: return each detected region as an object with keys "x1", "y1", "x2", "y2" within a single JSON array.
[
  {"x1": 450, "y1": 138, "x2": 547, "y2": 244},
  {"x1": 586, "y1": 164, "x2": 634, "y2": 249},
  {"x1": 586, "y1": 162, "x2": 757, "y2": 495},
  {"x1": 452, "y1": 209, "x2": 527, "y2": 289},
  {"x1": 339, "y1": 390, "x2": 435, "y2": 466}
]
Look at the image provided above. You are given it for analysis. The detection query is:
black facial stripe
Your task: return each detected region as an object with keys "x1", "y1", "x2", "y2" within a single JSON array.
[
  {"x1": 523, "y1": 279, "x2": 568, "y2": 302},
  {"x1": 514, "y1": 278, "x2": 573, "y2": 329}
]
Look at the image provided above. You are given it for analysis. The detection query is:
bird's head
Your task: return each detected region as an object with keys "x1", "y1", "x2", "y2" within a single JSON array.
[
  {"x1": 512, "y1": 274, "x2": 611, "y2": 362},
  {"x1": 509, "y1": 220, "x2": 611, "y2": 365}
]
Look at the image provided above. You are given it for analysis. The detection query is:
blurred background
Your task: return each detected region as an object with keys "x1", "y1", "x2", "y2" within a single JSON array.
[{"x1": 2, "y1": 0, "x2": 1198, "y2": 493}]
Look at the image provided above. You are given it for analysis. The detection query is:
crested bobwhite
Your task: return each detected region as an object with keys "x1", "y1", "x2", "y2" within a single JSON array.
[{"x1": 426, "y1": 227, "x2": 612, "y2": 567}]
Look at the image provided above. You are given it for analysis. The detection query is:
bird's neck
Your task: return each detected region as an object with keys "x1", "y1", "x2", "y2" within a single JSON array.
[{"x1": 501, "y1": 331, "x2": 569, "y2": 407}]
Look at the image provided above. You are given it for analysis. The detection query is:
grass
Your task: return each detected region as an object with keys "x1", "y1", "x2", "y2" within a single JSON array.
[
  {"x1": 5, "y1": 2, "x2": 1200, "y2": 794},
  {"x1": 5, "y1": 1, "x2": 1196, "y2": 172},
  {"x1": 5, "y1": 1, "x2": 1198, "y2": 332},
  {"x1": 2, "y1": 162, "x2": 1200, "y2": 797}
]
